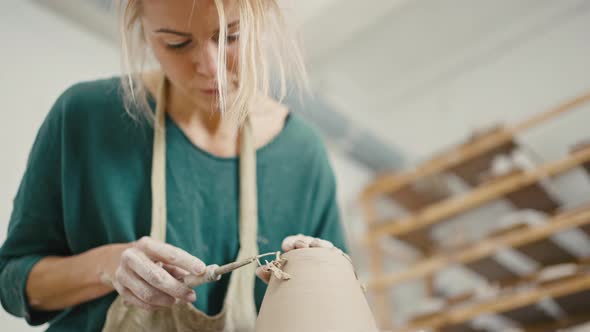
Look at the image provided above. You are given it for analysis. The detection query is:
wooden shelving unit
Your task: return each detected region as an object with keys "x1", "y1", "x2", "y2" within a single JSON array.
[{"x1": 359, "y1": 91, "x2": 590, "y2": 331}]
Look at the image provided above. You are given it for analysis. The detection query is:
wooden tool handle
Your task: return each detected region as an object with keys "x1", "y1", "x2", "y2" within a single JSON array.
[{"x1": 183, "y1": 264, "x2": 221, "y2": 288}]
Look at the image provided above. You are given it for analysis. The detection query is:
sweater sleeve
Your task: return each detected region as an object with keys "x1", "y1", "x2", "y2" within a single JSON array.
[{"x1": 0, "y1": 88, "x2": 72, "y2": 325}]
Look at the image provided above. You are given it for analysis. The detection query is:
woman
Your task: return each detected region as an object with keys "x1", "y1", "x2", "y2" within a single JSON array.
[{"x1": 0, "y1": 0, "x2": 347, "y2": 331}]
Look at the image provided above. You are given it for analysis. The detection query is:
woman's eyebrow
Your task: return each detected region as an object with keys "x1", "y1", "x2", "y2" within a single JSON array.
[
  {"x1": 154, "y1": 28, "x2": 192, "y2": 37},
  {"x1": 215, "y1": 20, "x2": 240, "y2": 33},
  {"x1": 154, "y1": 21, "x2": 239, "y2": 36}
]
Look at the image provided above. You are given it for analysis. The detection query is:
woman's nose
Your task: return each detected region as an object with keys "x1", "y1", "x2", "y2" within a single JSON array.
[{"x1": 193, "y1": 41, "x2": 218, "y2": 79}]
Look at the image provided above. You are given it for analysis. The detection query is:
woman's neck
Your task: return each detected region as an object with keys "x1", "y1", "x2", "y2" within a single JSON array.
[
  {"x1": 167, "y1": 84, "x2": 239, "y2": 139},
  {"x1": 164, "y1": 79, "x2": 244, "y2": 157},
  {"x1": 142, "y1": 71, "x2": 239, "y2": 138}
]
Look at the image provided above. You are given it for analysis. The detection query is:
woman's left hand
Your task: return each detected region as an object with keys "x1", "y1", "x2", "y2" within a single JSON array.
[{"x1": 255, "y1": 234, "x2": 335, "y2": 284}]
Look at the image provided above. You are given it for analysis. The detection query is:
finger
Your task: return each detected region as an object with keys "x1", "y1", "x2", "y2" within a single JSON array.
[
  {"x1": 294, "y1": 239, "x2": 310, "y2": 249},
  {"x1": 300, "y1": 235, "x2": 333, "y2": 248},
  {"x1": 282, "y1": 234, "x2": 306, "y2": 252},
  {"x1": 295, "y1": 235, "x2": 316, "y2": 249},
  {"x1": 135, "y1": 237, "x2": 206, "y2": 275},
  {"x1": 121, "y1": 288, "x2": 158, "y2": 311},
  {"x1": 113, "y1": 279, "x2": 158, "y2": 311},
  {"x1": 310, "y1": 238, "x2": 334, "y2": 248},
  {"x1": 256, "y1": 266, "x2": 271, "y2": 284},
  {"x1": 121, "y1": 247, "x2": 196, "y2": 301},
  {"x1": 162, "y1": 264, "x2": 190, "y2": 280},
  {"x1": 116, "y1": 266, "x2": 178, "y2": 307},
  {"x1": 304, "y1": 235, "x2": 318, "y2": 245}
]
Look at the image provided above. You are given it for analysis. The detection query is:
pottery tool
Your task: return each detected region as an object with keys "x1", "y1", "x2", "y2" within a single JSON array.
[{"x1": 184, "y1": 256, "x2": 257, "y2": 288}]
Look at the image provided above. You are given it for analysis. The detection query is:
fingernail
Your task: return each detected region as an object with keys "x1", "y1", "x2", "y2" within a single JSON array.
[
  {"x1": 194, "y1": 264, "x2": 205, "y2": 275},
  {"x1": 295, "y1": 240, "x2": 308, "y2": 248},
  {"x1": 186, "y1": 291, "x2": 196, "y2": 303}
]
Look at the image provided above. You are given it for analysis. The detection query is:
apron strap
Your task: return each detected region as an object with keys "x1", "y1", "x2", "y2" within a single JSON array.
[
  {"x1": 223, "y1": 115, "x2": 259, "y2": 332},
  {"x1": 150, "y1": 76, "x2": 259, "y2": 331},
  {"x1": 150, "y1": 76, "x2": 168, "y2": 242}
]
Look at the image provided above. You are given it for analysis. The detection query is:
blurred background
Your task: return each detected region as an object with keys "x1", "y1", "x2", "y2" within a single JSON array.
[{"x1": 2, "y1": 0, "x2": 590, "y2": 331}]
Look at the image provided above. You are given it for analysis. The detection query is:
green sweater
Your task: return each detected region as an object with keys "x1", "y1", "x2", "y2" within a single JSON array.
[{"x1": 0, "y1": 77, "x2": 347, "y2": 331}]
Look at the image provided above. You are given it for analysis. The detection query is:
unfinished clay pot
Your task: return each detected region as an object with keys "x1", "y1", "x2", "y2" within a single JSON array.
[{"x1": 256, "y1": 248, "x2": 379, "y2": 332}]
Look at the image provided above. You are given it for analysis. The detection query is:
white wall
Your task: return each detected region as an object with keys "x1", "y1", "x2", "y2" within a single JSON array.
[{"x1": 0, "y1": 1, "x2": 119, "y2": 330}]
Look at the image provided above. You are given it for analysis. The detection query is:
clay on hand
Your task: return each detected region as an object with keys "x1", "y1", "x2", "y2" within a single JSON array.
[{"x1": 111, "y1": 236, "x2": 206, "y2": 311}]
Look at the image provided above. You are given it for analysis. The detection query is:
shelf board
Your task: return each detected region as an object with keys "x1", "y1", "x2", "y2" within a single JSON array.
[
  {"x1": 398, "y1": 274, "x2": 590, "y2": 332},
  {"x1": 368, "y1": 207, "x2": 590, "y2": 289}
]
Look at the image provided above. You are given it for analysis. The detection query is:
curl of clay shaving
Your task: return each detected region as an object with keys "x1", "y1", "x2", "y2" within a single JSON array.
[
  {"x1": 265, "y1": 258, "x2": 291, "y2": 280},
  {"x1": 258, "y1": 252, "x2": 291, "y2": 280}
]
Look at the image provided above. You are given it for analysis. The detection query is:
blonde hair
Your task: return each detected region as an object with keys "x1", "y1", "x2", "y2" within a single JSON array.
[{"x1": 117, "y1": 0, "x2": 308, "y2": 124}]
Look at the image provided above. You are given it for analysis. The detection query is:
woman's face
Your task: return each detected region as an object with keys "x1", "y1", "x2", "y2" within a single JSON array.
[{"x1": 141, "y1": 0, "x2": 240, "y2": 110}]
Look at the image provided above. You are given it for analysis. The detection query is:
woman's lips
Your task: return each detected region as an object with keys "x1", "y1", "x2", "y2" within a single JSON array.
[{"x1": 199, "y1": 88, "x2": 219, "y2": 95}]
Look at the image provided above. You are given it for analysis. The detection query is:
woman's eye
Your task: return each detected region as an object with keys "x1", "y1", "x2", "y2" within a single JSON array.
[
  {"x1": 213, "y1": 33, "x2": 240, "y2": 44},
  {"x1": 226, "y1": 34, "x2": 240, "y2": 43},
  {"x1": 166, "y1": 40, "x2": 192, "y2": 50}
]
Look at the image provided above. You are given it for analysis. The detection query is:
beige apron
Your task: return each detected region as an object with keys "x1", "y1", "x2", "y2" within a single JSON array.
[{"x1": 102, "y1": 76, "x2": 259, "y2": 332}]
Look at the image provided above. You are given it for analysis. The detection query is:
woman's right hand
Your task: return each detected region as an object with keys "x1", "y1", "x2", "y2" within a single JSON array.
[{"x1": 112, "y1": 236, "x2": 206, "y2": 311}]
